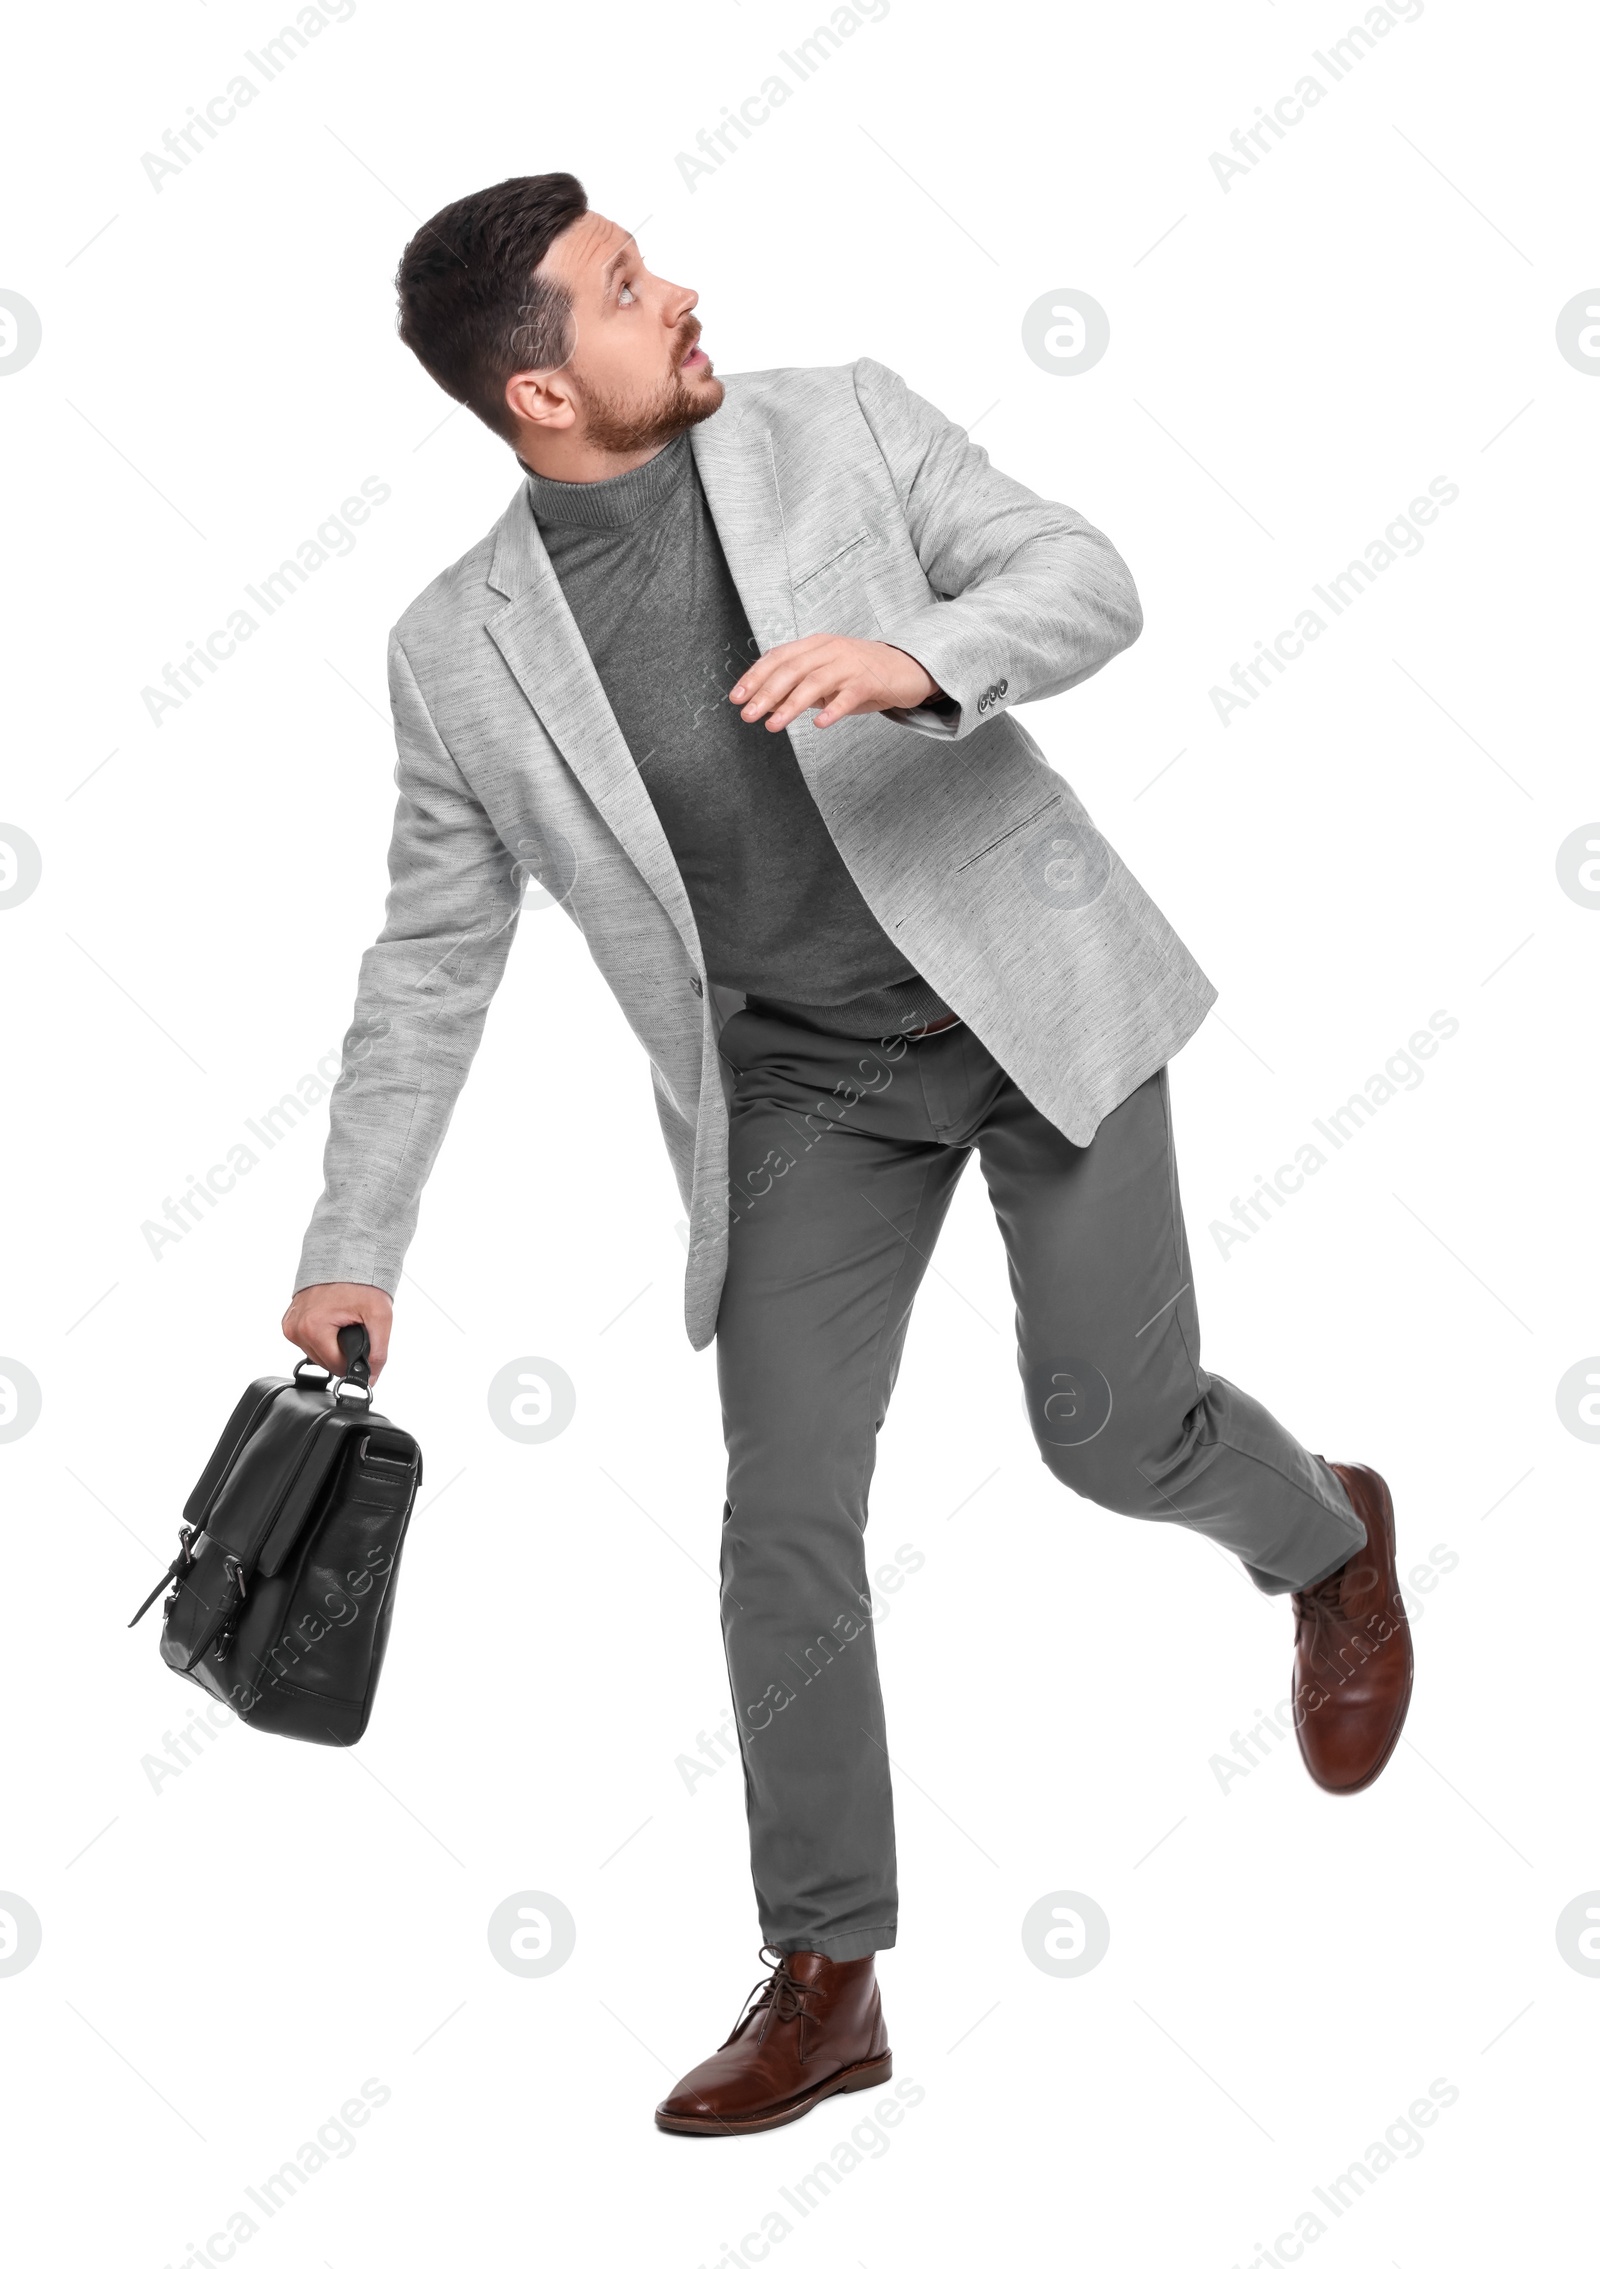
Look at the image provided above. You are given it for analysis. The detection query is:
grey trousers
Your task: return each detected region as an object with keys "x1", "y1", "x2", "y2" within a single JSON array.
[{"x1": 713, "y1": 1006, "x2": 1366, "y2": 1959}]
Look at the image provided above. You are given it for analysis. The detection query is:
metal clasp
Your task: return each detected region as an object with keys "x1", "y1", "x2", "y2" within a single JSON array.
[{"x1": 212, "y1": 1556, "x2": 248, "y2": 1660}]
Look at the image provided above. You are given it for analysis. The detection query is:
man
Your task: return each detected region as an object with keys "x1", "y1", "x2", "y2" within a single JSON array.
[{"x1": 284, "y1": 172, "x2": 1413, "y2": 2138}]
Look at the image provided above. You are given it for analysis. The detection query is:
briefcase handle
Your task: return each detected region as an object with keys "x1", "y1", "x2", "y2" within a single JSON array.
[
  {"x1": 292, "y1": 1322, "x2": 372, "y2": 1406},
  {"x1": 334, "y1": 1322, "x2": 372, "y2": 1405}
]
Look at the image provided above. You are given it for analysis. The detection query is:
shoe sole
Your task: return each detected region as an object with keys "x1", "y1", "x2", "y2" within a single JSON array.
[
  {"x1": 1296, "y1": 1465, "x2": 1414, "y2": 1795},
  {"x1": 655, "y1": 2051, "x2": 893, "y2": 2136}
]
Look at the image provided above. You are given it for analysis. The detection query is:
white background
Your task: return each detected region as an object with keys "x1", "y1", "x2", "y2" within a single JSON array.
[{"x1": 2, "y1": 0, "x2": 1597, "y2": 2262}]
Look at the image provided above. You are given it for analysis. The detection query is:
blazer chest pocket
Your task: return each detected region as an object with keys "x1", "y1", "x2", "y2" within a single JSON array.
[{"x1": 791, "y1": 528, "x2": 884, "y2": 634}]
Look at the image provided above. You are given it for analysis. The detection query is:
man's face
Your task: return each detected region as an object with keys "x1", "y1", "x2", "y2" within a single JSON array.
[{"x1": 520, "y1": 211, "x2": 724, "y2": 453}]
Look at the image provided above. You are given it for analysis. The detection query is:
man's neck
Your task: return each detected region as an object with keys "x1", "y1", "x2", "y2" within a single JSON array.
[{"x1": 515, "y1": 435, "x2": 674, "y2": 487}]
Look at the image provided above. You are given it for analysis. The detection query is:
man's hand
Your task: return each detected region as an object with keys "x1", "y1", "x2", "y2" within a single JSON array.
[
  {"x1": 730, "y1": 636, "x2": 945, "y2": 732},
  {"x1": 282, "y1": 1282, "x2": 394, "y2": 1385}
]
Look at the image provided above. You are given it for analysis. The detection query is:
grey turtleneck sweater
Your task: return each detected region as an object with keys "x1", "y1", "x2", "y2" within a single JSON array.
[{"x1": 522, "y1": 430, "x2": 953, "y2": 1041}]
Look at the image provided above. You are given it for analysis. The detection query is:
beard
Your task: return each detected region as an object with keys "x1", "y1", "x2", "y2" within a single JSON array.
[{"x1": 570, "y1": 354, "x2": 724, "y2": 456}]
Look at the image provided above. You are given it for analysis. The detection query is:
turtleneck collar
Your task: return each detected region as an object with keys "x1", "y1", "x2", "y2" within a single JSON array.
[{"x1": 520, "y1": 430, "x2": 692, "y2": 530}]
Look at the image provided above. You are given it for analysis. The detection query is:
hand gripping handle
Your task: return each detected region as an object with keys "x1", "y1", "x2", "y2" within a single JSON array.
[{"x1": 335, "y1": 1321, "x2": 372, "y2": 1405}]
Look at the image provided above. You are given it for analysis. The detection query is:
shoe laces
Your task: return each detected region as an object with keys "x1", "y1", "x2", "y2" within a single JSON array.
[
  {"x1": 1295, "y1": 1556, "x2": 1385, "y2": 1646},
  {"x1": 726, "y1": 1945, "x2": 823, "y2": 2050},
  {"x1": 1295, "y1": 1566, "x2": 1344, "y2": 1622}
]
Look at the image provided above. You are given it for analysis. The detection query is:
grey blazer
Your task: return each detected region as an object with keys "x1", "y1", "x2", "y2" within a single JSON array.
[{"x1": 295, "y1": 357, "x2": 1216, "y2": 1349}]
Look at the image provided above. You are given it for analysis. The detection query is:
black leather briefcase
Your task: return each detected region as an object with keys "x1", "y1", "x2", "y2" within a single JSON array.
[{"x1": 129, "y1": 1325, "x2": 421, "y2": 1746}]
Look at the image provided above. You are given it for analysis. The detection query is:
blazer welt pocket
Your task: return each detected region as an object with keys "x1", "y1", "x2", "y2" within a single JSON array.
[
  {"x1": 954, "y1": 793, "x2": 1064, "y2": 873},
  {"x1": 792, "y1": 529, "x2": 874, "y2": 591}
]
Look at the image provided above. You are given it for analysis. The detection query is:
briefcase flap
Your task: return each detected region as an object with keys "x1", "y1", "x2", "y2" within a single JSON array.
[
  {"x1": 201, "y1": 1393, "x2": 347, "y2": 1566},
  {"x1": 181, "y1": 1377, "x2": 290, "y2": 1530},
  {"x1": 254, "y1": 1414, "x2": 416, "y2": 1578}
]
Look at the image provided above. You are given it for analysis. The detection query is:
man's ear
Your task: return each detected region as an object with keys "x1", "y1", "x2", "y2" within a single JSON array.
[{"x1": 505, "y1": 369, "x2": 575, "y2": 433}]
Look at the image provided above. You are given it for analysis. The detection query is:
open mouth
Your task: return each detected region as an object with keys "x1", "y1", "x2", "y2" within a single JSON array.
[{"x1": 681, "y1": 341, "x2": 708, "y2": 370}]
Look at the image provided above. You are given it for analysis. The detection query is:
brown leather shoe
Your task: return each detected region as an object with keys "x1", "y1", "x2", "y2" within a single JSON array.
[
  {"x1": 1292, "y1": 1462, "x2": 1414, "y2": 1794},
  {"x1": 655, "y1": 1947, "x2": 892, "y2": 2136}
]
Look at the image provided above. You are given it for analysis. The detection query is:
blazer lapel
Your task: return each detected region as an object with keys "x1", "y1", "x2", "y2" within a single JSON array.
[
  {"x1": 688, "y1": 394, "x2": 798, "y2": 658},
  {"x1": 484, "y1": 482, "x2": 701, "y2": 960},
  {"x1": 482, "y1": 383, "x2": 798, "y2": 962},
  {"x1": 691, "y1": 395, "x2": 853, "y2": 803}
]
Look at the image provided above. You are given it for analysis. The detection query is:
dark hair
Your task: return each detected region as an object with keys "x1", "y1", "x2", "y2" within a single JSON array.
[{"x1": 396, "y1": 172, "x2": 589, "y2": 440}]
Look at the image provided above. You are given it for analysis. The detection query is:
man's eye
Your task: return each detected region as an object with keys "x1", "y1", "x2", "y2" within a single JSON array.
[{"x1": 618, "y1": 281, "x2": 637, "y2": 305}]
